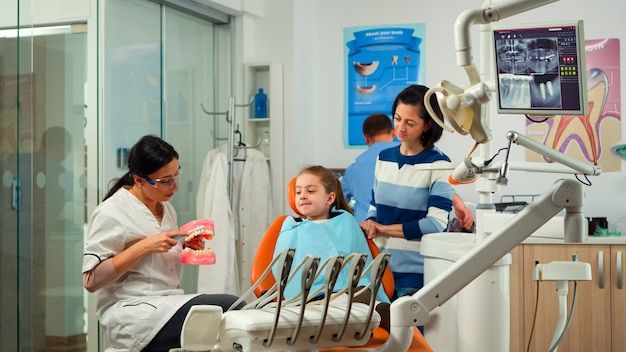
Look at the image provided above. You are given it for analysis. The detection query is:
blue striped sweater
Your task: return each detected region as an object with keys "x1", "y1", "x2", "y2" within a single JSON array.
[{"x1": 367, "y1": 144, "x2": 454, "y2": 292}]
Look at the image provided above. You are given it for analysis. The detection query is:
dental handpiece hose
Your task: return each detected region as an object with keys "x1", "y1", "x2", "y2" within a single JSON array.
[{"x1": 496, "y1": 138, "x2": 512, "y2": 185}]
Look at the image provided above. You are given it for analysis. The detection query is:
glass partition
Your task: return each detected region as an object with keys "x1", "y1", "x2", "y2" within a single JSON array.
[
  {"x1": 1, "y1": 0, "x2": 231, "y2": 351},
  {"x1": 0, "y1": 11, "x2": 88, "y2": 352},
  {"x1": 102, "y1": 0, "x2": 230, "y2": 295}
]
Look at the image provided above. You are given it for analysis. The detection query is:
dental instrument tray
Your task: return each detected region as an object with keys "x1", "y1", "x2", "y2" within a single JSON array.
[{"x1": 494, "y1": 194, "x2": 538, "y2": 213}]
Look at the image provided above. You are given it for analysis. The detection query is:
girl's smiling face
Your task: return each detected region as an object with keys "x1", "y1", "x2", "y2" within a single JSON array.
[{"x1": 294, "y1": 172, "x2": 336, "y2": 221}]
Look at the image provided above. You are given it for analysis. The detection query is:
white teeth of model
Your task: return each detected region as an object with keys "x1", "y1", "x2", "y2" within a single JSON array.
[
  {"x1": 184, "y1": 248, "x2": 213, "y2": 254},
  {"x1": 547, "y1": 80, "x2": 553, "y2": 97},
  {"x1": 185, "y1": 229, "x2": 213, "y2": 242},
  {"x1": 540, "y1": 82, "x2": 546, "y2": 100}
]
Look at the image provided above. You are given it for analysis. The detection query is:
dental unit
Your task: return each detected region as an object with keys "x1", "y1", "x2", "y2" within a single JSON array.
[{"x1": 170, "y1": 0, "x2": 602, "y2": 351}]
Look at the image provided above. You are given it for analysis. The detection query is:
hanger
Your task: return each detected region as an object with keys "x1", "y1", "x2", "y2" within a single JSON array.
[{"x1": 232, "y1": 125, "x2": 263, "y2": 162}]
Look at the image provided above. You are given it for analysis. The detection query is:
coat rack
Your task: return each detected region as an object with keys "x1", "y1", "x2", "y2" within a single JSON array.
[{"x1": 200, "y1": 96, "x2": 254, "y2": 205}]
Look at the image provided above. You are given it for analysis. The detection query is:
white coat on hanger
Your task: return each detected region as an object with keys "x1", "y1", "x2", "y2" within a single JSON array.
[
  {"x1": 195, "y1": 144, "x2": 273, "y2": 295},
  {"x1": 234, "y1": 147, "x2": 272, "y2": 293},
  {"x1": 196, "y1": 146, "x2": 239, "y2": 295}
]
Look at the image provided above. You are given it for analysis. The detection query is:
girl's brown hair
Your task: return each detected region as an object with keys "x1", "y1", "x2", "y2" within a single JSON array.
[{"x1": 298, "y1": 165, "x2": 353, "y2": 216}]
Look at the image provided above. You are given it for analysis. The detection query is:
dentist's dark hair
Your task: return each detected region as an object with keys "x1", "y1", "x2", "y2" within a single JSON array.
[{"x1": 104, "y1": 135, "x2": 179, "y2": 201}]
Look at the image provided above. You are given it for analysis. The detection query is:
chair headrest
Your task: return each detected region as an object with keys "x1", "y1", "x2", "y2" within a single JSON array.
[{"x1": 287, "y1": 177, "x2": 302, "y2": 216}]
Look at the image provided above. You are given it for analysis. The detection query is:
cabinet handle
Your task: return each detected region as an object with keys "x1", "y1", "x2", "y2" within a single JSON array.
[
  {"x1": 617, "y1": 251, "x2": 623, "y2": 290},
  {"x1": 598, "y1": 250, "x2": 604, "y2": 289}
]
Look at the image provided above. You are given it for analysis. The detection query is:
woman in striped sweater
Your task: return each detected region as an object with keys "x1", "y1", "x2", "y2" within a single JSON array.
[{"x1": 360, "y1": 84, "x2": 465, "y2": 300}]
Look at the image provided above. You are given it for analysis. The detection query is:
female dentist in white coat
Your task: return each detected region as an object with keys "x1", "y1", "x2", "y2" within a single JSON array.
[{"x1": 82, "y1": 135, "x2": 244, "y2": 352}]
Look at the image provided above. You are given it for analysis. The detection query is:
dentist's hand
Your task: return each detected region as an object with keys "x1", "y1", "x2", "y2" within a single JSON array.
[{"x1": 142, "y1": 231, "x2": 185, "y2": 253}]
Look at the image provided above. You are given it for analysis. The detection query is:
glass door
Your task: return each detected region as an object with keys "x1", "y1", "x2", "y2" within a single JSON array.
[
  {"x1": 0, "y1": 22, "x2": 89, "y2": 351},
  {"x1": 1, "y1": 0, "x2": 232, "y2": 350},
  {"x1": 101, "y1": 0, "x2": 231, "y2": 296}
]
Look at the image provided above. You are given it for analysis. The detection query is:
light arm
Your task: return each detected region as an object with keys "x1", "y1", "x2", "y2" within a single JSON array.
[
  {"x1": 454, "y1": 0, "x2": 560, "y2": 67},
  {"x1": 426, "y1": 0, "x2": 561, "y2": 145},
  {"x1": 506, "y1": 131, "x2": 602, "y2": 176}
]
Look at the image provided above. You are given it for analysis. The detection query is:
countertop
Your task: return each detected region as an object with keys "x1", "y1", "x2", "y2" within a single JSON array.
[
  {"x1": 522, "y1": 236, "x2": 626, "y2": 245},
  {"x1": 481, "y1": 213, "x2": 626, "y2": 245}
]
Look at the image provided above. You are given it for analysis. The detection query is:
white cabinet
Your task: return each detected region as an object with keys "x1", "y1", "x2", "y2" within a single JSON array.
[{"x1": 244, "y1": 63, "x2": 284, "y2": 217}]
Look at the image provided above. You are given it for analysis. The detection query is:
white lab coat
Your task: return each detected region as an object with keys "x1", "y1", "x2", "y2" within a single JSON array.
[
  {"x1": 196, "y1": 145, "x2": 272, "y2": 295},
  {"x1": 82, "y1": 188, "x2": 199, "y2": 352},
  {"x1": 233, "y1": 147, "x2": 273, "y2": 293}
]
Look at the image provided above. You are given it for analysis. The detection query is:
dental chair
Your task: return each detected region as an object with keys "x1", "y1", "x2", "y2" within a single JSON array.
[
  {"x1": 105, "y1": 178, "x2": 431, "y2": 352},
  {"x1": 242, "y1": 177, "x2": 432, "y2": 352}
]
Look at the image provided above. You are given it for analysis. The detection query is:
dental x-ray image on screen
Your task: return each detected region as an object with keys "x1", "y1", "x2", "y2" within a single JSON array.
[{"x1": 493, "y1": 20, "x2": 588, "y2": 116}]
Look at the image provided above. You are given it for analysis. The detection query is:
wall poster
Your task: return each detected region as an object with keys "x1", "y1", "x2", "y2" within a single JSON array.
[
  {"x1": 526, "y1": 38, "x2": 621, "y2": 172},
  {"x1": 343, "y1": 24, "x2": 426, "y2": 146}
]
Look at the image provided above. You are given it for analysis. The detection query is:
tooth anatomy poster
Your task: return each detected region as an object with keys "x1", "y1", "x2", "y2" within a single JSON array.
[
  {"x1": 525, "y1": 38, "x2": 621, "y2": 171},
  {"x1": 344, "y1": 24, "x2": 426, "y2": 146}
]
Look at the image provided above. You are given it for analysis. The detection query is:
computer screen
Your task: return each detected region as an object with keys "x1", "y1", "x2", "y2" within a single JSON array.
[{"x1": 492, "y1": 20, "x2": 587, "y2": 116}]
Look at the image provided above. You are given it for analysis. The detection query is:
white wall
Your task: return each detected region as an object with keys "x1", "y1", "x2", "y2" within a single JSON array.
[
  {"x1": 0, "y1": 0, "x2": 89, "y2": 26},
  {"x1": 249, "y1": 0, "x2": 626, "y2": 226}
]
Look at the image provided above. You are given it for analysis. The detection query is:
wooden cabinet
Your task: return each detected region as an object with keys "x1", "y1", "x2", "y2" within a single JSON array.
[
  {"x1": 509, "y1": 245, "x2": 525, "y2": 352},
  {"x1": 610, "y1": 245, "x2": 626, "y2": 351},
  {"x1": 243, "y1": 63, "x2": 284, "y2": 217},
  {"x1": 510, "y1": 243, "x2": 626, "y2": 352}
]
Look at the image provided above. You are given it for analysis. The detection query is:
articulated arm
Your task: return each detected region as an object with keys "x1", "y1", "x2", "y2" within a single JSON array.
[
  {"x1": 426, "y1": 0, "x2": 561, "y2": 145},
  {"x1": 372, "y1": 178, "x2": 585, "y2": 352}
]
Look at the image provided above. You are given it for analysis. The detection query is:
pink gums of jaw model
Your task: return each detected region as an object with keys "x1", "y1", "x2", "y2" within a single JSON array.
[{"x1": 179, "y1": 219, "x2": 216, "y2": 265}]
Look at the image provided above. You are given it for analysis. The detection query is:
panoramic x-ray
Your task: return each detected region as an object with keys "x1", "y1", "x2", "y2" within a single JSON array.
[{"x1": 496, "y1": 37, "x2": 561, "y2": 110}]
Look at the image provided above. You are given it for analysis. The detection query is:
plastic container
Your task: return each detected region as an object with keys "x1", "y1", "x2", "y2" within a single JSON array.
[{"x1": 254, "y1": 88, "x2": 267, "y2": 118}]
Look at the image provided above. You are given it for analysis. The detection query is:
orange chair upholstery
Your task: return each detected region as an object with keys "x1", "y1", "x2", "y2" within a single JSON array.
[
  {"x1": 249, "y1": 214, "x2": 288, "y2": 298},
  {"x1": 249, "y1": 177, "x2": 433, "y2": 352}
]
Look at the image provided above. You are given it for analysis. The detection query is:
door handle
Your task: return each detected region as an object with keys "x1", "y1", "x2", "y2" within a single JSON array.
[
  {"x1": 617, "y1": 251, "x2": 623, "y2": 290},
  {"x1": 12, "y1": 177, "x2": 21, "y2": 210},
  {"x1": 598, "y1": 250, "x2": 604, "y2": 289}
]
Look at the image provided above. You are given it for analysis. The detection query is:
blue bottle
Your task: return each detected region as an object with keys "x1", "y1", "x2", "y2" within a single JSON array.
[{"x1": 254, "y1": 88, "x2": 267, "y2": 118}]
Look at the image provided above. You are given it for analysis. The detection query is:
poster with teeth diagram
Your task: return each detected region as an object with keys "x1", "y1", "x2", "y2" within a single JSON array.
[
  {"x1": 344, "y1": 24, "x2": 426, "y2": 146},
  {"x1": 525, "y1": 38, "x2": 621, "y2": 172}
]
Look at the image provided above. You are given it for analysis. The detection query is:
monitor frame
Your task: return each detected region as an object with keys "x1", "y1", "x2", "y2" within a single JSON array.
[{"x1": 492, "y1": 20, "x2": 588, "y2": 116}]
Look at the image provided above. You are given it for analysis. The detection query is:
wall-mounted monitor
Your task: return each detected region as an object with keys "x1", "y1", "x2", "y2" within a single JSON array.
[{"x1": 492, "y1": 20, "x2": 588, "y2": 116}]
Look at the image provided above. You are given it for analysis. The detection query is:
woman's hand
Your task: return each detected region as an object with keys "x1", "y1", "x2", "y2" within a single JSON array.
[
  {"x1": 360, "y1": 219, "x2": 381, "y2": 240},
  {"x1": 452, "y1": 194, "x2": 474, "y2": 230},
  {"x1": 110, "y1": 231, "x2": 186, "y2": 278},
  {"x1": 361, "y1": 220, "x2": 405, "y2": 239},
  {"x1": 142, "y1": 231, "x2": 185, "y2": 253}
]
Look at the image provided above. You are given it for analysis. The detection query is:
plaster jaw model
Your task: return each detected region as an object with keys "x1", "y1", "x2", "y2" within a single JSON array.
[{"x1": 179, "y1": 219, "x2": 216, "y2": 265}]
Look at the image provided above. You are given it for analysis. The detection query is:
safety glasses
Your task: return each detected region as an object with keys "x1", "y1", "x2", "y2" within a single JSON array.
[{"x1": 144, "y1": 168, "x2": 182, "y2": 189}]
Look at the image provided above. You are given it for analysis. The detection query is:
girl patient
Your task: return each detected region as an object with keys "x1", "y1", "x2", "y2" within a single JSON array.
[{"x1": 272, "y1": 165, "x2": 390, "y2": 328}]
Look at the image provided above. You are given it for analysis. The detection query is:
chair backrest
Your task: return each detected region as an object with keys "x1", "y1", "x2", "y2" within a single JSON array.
[{"x1": 250, "y1": 177, "x2": 395, "y2": 299}]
